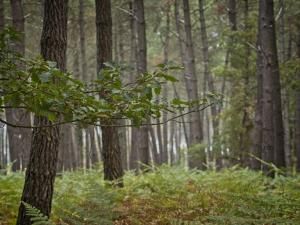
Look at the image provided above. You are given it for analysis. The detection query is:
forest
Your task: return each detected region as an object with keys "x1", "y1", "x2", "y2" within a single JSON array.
[{"x1": 0, "y1": 0, "x2": 300, "y2": 224}]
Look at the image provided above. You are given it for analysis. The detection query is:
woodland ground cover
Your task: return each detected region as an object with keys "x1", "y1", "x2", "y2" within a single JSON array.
[{"x1": 0, "y1": 166, "x2": 300, "y2": 225}]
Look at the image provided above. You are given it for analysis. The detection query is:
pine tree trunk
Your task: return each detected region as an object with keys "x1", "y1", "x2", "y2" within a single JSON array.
[
  {"x1": 95, "y1": 0, "x2": 123, "y2": 184},
  {"x1": 16, "y1": 1, "x2": 68, "y2": 224}
]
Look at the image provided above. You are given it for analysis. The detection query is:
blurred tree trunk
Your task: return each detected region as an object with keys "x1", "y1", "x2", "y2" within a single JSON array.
[
  {"x1": 0, "y1": 0, "x2": 4, "y2": 168},
  {"x1": 251, "y1": 2, "x2": 263, "y2": 170},
  {"x1": 129, "y1": 1, "x2": 139, "y2": 171},
  {"x1": 182, "y1": 0, "x2": 203, "y2": 148},
  {"x1": 239, "y1": 0, "x2": 252, "y2": 166},
  {"x1": 279, "y1": 0, "x2": 292, "y2": 170},
  {"x1": 296, "y1": 22, "x2": 300, "y2": 172},
  {"x1": 198, "y1": 0, "x2": 218, "y2": 164},
  {"x1": 5, "y1": 0, "x2": 31, "y2": 171},
  {"x1": 95, "y1": 0, "x2": 123, "y2": 184},
  {"x1": 16, "y1": 1, "x2": 68, "y2": 224},
  {"x1": 132, "y1": 0, "x2": 150, "y2": 169},
  {"x1": 161, "y1": 7, "x2": 170, "y2": 164},
  {"x1": 0, "y1": 0, "x2": 3, "y2": 30},
  {"x1": 173, "y1": 0, "x2": 191, "y2": 148}
]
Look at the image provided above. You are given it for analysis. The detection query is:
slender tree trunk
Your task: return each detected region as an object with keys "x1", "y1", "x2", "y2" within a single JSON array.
[
  {"x1": 132, "y1": 0, "x2": 150, "y2": 168},
  {"x1": 182, "y1": 0, "x2": 203, "y2": 147},
  {"x1": 16, "y1": 1, "x2": 68, "y2": 224},
  {"x1": 239, "y1": 0, "x2": 252, "y2": 166},
  {"x1": 296, "y1": 23, "x2": 300, "y2": 172},
  {"x1": 174, "y1": 0, "x2": 190, "y2": 148},
  {"x1": 198, "y1": 0, "x2": 218, "y2": 144},
  {"x1": 279, "y1": 0, "x2": 292, "y2": 169},
  {"x1": 129, "y1": 1, "x2": 139, "y2": 171},
  {"x1": 161, "y1": 8, "x2": 170, "y2": 164},
  {"x1": 5, "y1": 0, "x2": 31, "y2": 171},
  {"x1": 0, "y1": 0, "x2": 4, "y2": 169},
  {"x1": 251, "y1": 9, "x2": 263, "y2": 170},
  {"x1": 95, "y1": 0, "x2": 123, "y2": 184}
]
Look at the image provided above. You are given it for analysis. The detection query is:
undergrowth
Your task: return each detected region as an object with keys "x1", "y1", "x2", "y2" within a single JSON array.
[{"x1": 0, "y1": 166, "x2": 300, "y2": 225}]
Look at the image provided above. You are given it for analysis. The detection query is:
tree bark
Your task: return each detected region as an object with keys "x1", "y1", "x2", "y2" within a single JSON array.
[
  {"x1": 95, "y1": 0, "x2": 123, "y2": 185},
  {"x1": 16, "y1": 1, "x2": 68, "y2": 224}
]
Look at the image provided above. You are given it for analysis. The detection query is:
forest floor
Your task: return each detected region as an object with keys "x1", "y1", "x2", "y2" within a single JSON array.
[{"x1": 0, "y1": 166, "x2": 300, "y2": 225}]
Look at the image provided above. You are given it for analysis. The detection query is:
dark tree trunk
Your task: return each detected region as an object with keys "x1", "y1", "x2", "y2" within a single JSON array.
[
  {"x1": 296, "y1": 23, "x2": 300, "y2": 172},
  {"x1": 259, "y1": 0, "x2": 284, "y2": 174},
  {"x1": 0, "y1": 0, "x2": 4, "y2": 30},
  {"x1": 16, "y1": 1, "x2": 68, "y2": 224},
  {"x1": 95, "y1": 0, "x2": 123, "y2": 185},
  {"x1": 5, "y1": 0, "x2": 31, "y2": 171}
]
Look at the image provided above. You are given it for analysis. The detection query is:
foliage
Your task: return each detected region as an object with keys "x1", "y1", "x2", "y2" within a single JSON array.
[
  {"x1": 22, "y1": 202, "x2": 52, "y2": 225},
  {"x1": 1, "y1": 167, "x2": 300, "y2": 225},
  {"x1": 0, "y1": 28, "x2": 214, "y2": 128}
]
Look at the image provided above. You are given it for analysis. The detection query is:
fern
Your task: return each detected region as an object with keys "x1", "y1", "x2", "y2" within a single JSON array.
[{"x1": 22, "y1": 201, "x2": 52, "y2": 225}]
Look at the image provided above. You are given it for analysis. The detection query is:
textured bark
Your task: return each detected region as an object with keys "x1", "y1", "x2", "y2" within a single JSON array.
[
  {"x1": 5, "y1": 0, "x2": 31, "y2": 171},
  {"x1": 182, "y1": 0, "x2": 203, "y2": 147},
  {"x1": 95, "y1": 0, "x2": 123, "y2": 184},
  {"x1": 16, "y1": 1, "x2": 68, "y2": 224}
]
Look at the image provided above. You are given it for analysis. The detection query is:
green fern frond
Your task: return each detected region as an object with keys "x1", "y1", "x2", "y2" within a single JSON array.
[{"x1": 22, "y1": 201, "x2": 52, "y2": 225}]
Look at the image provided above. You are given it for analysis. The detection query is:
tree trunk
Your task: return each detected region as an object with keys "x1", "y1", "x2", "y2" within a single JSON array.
[
  {"x1": 16, "y1": 1, "x2": 68, "y2": 224},
  {"x1": 198, "y1": 0, "x2": 218, "y2": 146},
  {"x1": 296, "y1": 22, "x2": 300, "y2": 172},
  {"x1": 132, "y1": 0, "x2": 150, "y2": 169},
  {"x1": 95, "y1": 0, "x2": 123, "y2": 184},
  {"x1": 161, "y1": 7, "x2": 170, "y2": 164},
  {"x1": 182, "y1": 0, "x2": 203, "y2": 147},
  {"x1": 0, "y1": 0, "x2": 4, "y2": 30},
  {"x1": 279, "y1": 0, "x2": 292, "y2": 170},
  {"x1": 5, "y1": 0, "x2": 31, "y2": 171},
  {"x1": 259, "y1": 0, "x2": 283, "y2": 174}
]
